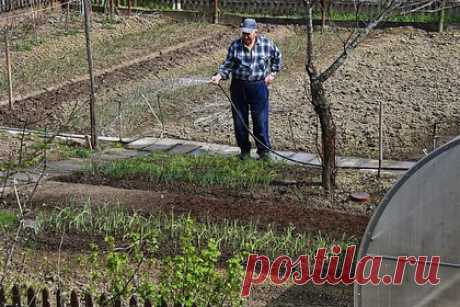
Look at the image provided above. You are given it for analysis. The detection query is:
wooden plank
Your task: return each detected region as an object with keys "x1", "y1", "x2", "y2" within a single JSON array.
[
  {"x1": 70, "y1": 291, "x2": 79, "y2": 307},
  {"x1": 113, "y1": 296, "x2": 121, "y2": 307},
  {"x1": 41, "y1": 288, "x2": 50, "y2": 307},
  {"x1": 27, "y1": 287, "x2": 36, "y2": 307},
  {"x1": 56, "y1": 289, "x2": 64, "y2": 307},
  {"x1": 12, "y1": 285, "x2": 21, "y2": 307},
  {"x1": 84, "y1": 293, "x2": 93, "y2": 307},
  {"x1": 128, "y1": 295, "x2": 137, "y2": 307},
  {"x1": 98, "y1": 293, "x2": 108, "y2": 307},
  {"x1": 0, "y1": 285, "x2": 5, "y2": 307}
]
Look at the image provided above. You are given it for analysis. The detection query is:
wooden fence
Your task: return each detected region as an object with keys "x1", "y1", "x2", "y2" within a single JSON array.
[
  {"x1": 2, "y1": 0, "x2": 459, "y2": 19},
  {"x1": 0, "y1": 284, "x2": 176, "y2": 307},
  {"x1": 93, "y1": 0, "x2": 460, "y2": 19},
  {"x1": 0, "y1": 0, "x2": 54, "y2": 13}
]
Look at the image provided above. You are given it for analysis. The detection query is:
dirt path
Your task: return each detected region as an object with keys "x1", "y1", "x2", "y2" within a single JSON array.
[{"x1": 30, "y1": 181, "x2": 369, "y2": 238}]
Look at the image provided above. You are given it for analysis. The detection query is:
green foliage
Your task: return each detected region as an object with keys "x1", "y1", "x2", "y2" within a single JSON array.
[
  {"x1": 97, "y1": 152, "x2": 280, "y2": 189},
  {"x1": 160, "y1": 217, "x2": 245, "y2": 306},
  {"x1": 220, "y1": 9, "x2": 455, "y2": 23},
  {"x1": 55, "y1": 144, "x2": 92, "y2": 159},
  {"x1": 84, "y1": 231, "x2": 160, "y2": 300},
  {"x1": 0, "y1": 210, "x2": 17, "y2": 229},
  {"x1": 37, "y1": 202, "x2": 358, "y2": 262},
  {"x1": 78, "y1": 217, "x2": 244, "y2": 305}
]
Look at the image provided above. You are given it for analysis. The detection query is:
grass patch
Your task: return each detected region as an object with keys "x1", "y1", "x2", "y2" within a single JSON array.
[
  {"x1": 97, "y1": 152, "x2": 280, "y2": 188},
  {"x1": 55, "y1": 144, "x2": 93, "y2": 159},
  {"x1": 12, "y1": 36, "x2": 45, "y2": 52},
  {"x1": 0, "y1": 210, "x2": 18, "y2": 229},
  {"x1": 223, "y1": 10, "x2": 454, "y2": 23}
]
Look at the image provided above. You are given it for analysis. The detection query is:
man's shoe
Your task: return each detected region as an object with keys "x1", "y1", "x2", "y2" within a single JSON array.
[
  {"x1": 239, "y1": 152, "x2": 251, "y2": 161},
  {"x1": 257, "y1": 151, "x2": 272, "y2": 161}
]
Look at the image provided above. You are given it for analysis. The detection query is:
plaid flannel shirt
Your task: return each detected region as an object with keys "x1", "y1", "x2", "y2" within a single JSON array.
[{"x1": 218, "y1": 35, "x2": 282, "y2": 81}]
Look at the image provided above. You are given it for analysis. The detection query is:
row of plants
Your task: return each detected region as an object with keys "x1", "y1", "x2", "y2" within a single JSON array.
[
  {"x1": 95, "y1": 152, "x2": 288, "y2": 189},
  {"x1": 29, "y1": 203, "x2": 358, "y2": 305},
  {"x1": 36, "y1": 200, "x2": 358, "y2": 263}
]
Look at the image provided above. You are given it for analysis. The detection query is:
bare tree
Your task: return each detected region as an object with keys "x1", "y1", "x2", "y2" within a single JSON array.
[{"x1": 304, "y1": 0, "x2": 458, "y2": 191}]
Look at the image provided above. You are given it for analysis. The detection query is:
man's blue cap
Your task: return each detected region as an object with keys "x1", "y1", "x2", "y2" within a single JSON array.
[{"x1": 240, "y1": 18, "x2": 257, "y2": 33}]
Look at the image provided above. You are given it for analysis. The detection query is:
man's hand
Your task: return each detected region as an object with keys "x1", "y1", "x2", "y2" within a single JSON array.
[
  {"x1": 265, "y1": 73, "x2": 275, "y2": 86},
  {"x1": 210, "y1": 74, "x2": 222, "y2": 85}
]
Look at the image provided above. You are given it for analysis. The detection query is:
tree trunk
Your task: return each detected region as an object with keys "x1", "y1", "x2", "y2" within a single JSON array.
[
  {"x1": 320, "y1": 0, "x2": 326, "y2": 31},
  {"x1": 311, "y1": 80, "x2": 336, "y2": 191},
  {"x1": 438, "y1": 0, "x2": 446, "y2": 33}
]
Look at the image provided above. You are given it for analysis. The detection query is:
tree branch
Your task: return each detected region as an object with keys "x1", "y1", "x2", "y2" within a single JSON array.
[
  {"x1": 318, "y1": 0, "x2": 399, "y2": 83},
  {"x1": 304, "y1": 0, "x2": 319, "y2": 79}
]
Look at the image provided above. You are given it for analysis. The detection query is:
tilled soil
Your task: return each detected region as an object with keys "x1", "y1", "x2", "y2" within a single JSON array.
[
  {"x1": 158, "y1": 27, "x2": 460, "y2": 161},
  {"x1": 0, "y1": 29, "x2": 235, "y2": 129},
  {"x1": 2, "y1": 22, "x2": 458, "y2": 160},
  {"x1": 29, "y1": 181, "x2": 369, "y2": 238}
]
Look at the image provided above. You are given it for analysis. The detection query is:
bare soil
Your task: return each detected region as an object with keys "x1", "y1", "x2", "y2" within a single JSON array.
[
  {"x1": 1, "y1": 22, "x2": 459, "y2": 161},
  {"x1": 28, "y1": 181, "x2": 370, "y2": 238}
]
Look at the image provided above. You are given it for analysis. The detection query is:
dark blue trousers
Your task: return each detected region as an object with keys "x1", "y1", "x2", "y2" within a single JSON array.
[{"x1": 230, "y1": 79, "x2": 271, "y2": 155}]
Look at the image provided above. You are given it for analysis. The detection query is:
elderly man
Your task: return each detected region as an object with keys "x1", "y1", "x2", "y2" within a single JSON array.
[{"x1": 210, "y1": 18, "x2": 282, "y2": 160}]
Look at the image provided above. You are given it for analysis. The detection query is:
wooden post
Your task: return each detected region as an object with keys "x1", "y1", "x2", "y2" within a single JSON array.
[
  {"x1": 70, "y1": 291, "x2": 79, "y2": 307},
  {"x1": 83, "y1": 0, "x2": 98, "y2": 149},
  {"x1": 56, "y1": 289, "x2": 64, "y2": 307},
  {"x1": 65, "y1": 1, "x2": 70, "y2": 33},
  {"x1": 109, "y1": 0, "x2": 113, "y2": 19},
  {"x1": 157, "y1": 93, "x2": 165, "y2": 138},
  {"x1": 118, "y1": 100, "x2": 123, "y2": 141},
  {"x1": 0, "y1": 285, "x2": 5, "y2": 307},
  {"x1": 438, "y1": 0, "x2": 446, "y2": 32},
  {"x1": 213, "y1": 0, "x2": 219, "y2": 24},
  {"x1": 84, "y1": 292, "x2": 93, "y2": 307},
  {"x1": 41, "y1": 288, "x2": 50, "y2": 307},
  {"x1": 114, "y1": 297, "x2": 121, "y2": 307},
  {"x1": 287, "y1": 113, "x2": 297, "y2": 150},
  {"x1": 4, "y1": 30, "x2": 13, "y2": 111},
  {"x1": 98, "y1": 293, "x2": 108, "y2": 307},
  {"x1": 12, "y1": 285, "x2": 21, "y2": 307},
  {"x1": 127, "y1": 0, "x2": 132, "y2": 15},
  {"x1": 129, "y1": 295, "x2": 137, "y2": 307},
  {"x1": 378, "y1": 100, "x2": 383, "y2": 178},
  {"x1": 27, "y1": 287, "x2": 36, "y2": 307}
]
